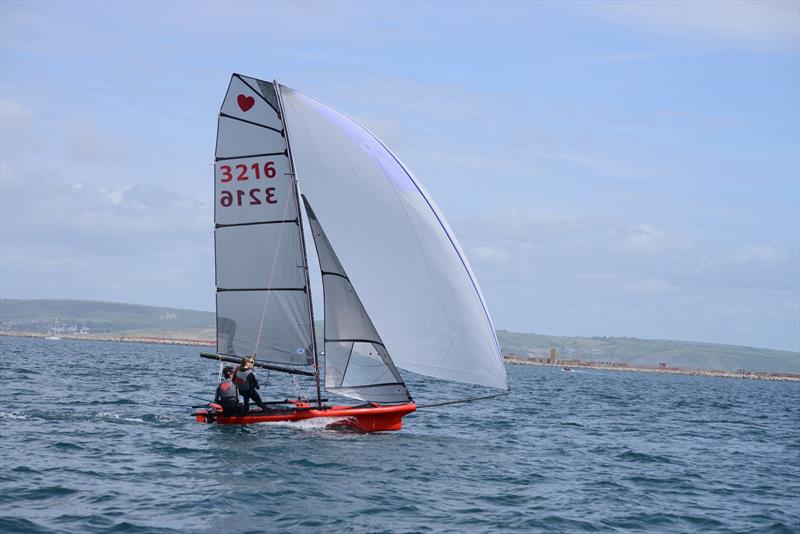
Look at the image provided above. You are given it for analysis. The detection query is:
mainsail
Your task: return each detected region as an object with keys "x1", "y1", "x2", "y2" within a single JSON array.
[
  {"x1": 303, "y1": 197, "x2": 411, "y2": 403},
  {"x1": 214, "y1": 75, "x2": 314, "y2": 366},
  {"x1": 279, "y1": 85, "x2": 508, "y2": 390}
]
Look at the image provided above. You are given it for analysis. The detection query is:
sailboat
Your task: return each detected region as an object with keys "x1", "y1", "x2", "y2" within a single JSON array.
[
  {"x1": 193, "y1": 74, "x2": 508, "y2": 431},
  {"x1": 45, "y1": 319, "x2": 61, "y2": 340}
]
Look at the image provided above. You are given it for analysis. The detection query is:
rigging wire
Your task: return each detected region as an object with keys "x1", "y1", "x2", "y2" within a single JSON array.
[
  {"x1": 415, "y1": 390, "x2": 511, "y2": 409},
  {"x1": 290, "y1": 372, "x2": 308, "y2": 399}
]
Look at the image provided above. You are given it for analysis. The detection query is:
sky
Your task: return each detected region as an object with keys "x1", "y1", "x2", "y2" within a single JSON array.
[{"x1": 1, "y1": 0, "x2": 798, "y2": 352}]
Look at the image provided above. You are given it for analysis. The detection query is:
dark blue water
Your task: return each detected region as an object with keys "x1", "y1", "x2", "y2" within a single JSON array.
[{"x1": 1, "y1": 336, "x2": 798, "y2": 533}]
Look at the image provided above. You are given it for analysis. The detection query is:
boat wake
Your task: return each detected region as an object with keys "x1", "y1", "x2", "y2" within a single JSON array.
[
  {"x1": 0, "y1": 409, "x2": 176, "y2": 426},
  {"x1": 248, "y1": 416, "x2": 353, "y2": 432},
  {"x1": 95, "y1": 411, "x2": 147, "y2": 424},
  {"x1": 0, "y1": 411, "x2": 43, "y2": 422}
]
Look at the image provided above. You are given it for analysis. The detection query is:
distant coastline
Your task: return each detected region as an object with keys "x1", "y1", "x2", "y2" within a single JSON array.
[
  {"x1": 504, "y1": 355, "x2": 800, "y2": 382},
  {"x1": 0, "y1": 330, "x2": 214, "y2": 347},
  {"x1": 3, "y1": 330, "x2": 798, "y2": 383},
  {"x1": 2, "y1": 298, "x2": 798, "y2": 374}
]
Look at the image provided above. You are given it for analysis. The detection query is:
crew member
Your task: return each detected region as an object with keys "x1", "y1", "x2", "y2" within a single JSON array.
[
  {"x1": 214, "y1": 366, "x2": 240, "y2": 415},
  {"x1": 233, "y1": 356, "x2": 267, "y2": 412}
]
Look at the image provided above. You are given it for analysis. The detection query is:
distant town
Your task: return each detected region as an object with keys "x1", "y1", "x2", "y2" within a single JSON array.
[{"x1": 504, "y1": 349, "x2": 800, "y2": 382}]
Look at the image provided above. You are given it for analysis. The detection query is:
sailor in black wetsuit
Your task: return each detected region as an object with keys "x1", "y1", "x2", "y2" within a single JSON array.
[
  {"x1": 233, "y1": 357, "x2": 267, "y2": 412},
  {"x1": 214, "y1": 366, "x2": 240, "y2": 415}
]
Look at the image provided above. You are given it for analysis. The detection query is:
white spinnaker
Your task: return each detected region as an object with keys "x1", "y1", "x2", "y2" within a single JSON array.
[{"x1": 281, "y1": 86, "x2": 507, "y2": 390}]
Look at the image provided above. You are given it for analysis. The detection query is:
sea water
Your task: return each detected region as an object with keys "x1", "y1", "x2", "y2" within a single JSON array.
[{"x1": 0, "y1": 336, "x2": 798, "y2": 533}]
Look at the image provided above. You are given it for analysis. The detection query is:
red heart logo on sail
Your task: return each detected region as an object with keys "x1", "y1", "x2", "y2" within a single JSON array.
[{"x1": 237, "y1": 94, "x2": 255, "y2": 112}]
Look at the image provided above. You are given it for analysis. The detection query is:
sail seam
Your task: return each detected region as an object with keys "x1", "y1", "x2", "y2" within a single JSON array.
[{"x1": 219, "y1": 112, "x2": 284, "y2": 134}]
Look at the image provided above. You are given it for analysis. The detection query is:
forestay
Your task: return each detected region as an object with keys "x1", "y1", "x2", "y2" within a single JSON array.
[
  {"x1": 280, "y1": 86, "x2": 508, "y2": 390},
  {"x1": 303, "y1": 197, "x2": 411, "y2": 403},
  {"x1": 214, "y1": 75, "x2": 313, "y2": 366}
]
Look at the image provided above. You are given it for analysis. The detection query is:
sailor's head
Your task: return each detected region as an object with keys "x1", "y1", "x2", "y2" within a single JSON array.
[
  {"x1": 241, "y1": 356, "x2": 255, "y2": 369},
  {"x1": 222, "y1": 366, "x2": 234, "y2": 378}
]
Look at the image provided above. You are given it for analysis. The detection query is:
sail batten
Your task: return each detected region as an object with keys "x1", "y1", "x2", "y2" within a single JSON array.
[
  {"x1": 218, "y1": 112, "x2": 284, "y2": 134},
  {"x1": 216, "y1": 152, "x2": 286, "y2": 162},
  {"x1": 217, "y1": 288, "x2": 307, "y2": 292},
  {"x1": 216, "y1": 219, "x2": 298, "y2": 229}
]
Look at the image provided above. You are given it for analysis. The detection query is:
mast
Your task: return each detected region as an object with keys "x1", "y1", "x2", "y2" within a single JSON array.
[{"x1": 273, "y1": 80, "x2": 322, "y2": 408}]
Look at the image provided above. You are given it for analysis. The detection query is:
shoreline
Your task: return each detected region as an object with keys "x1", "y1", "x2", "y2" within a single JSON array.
[
  {"x1": 0, "y1": 330, "x2": 214, "y2": 347},
  {"x1": 3, "y1": 331, "x2": 797, "y2": 382},
  {"x1": 503, "y1": 356, "x2": 800, "y2": 382}
]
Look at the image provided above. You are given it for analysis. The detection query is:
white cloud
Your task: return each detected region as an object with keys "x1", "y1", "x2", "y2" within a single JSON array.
[{"x1": 1, "y1": 165, "x2": 208, "y2": 256}]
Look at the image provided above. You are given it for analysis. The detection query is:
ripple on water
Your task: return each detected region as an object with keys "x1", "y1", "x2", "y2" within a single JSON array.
[
  {"x1": 146, "y1": 441, "x2": 203, "y2": 455},
  {"x1": 616, "y1": 449, "x2": 676, "y2": 465},
  {"x1": 53, "y1": 441, "x2": 84, "y2": 451},
  {"x1": 0, "y1": 485, "x2": 79, "y2": 505},
  {"x1": 287, "y1": 458, "x2": 346, "y2": 469},
  {"x1": 0, "y1": 517, "x2": 51, "y2": 534},
  {"x1": 0, "y1": 411, "x2": 43, "y2": 422},
  {"x1": 11, "y1": 465, "x2": 41, "y2": 474}
]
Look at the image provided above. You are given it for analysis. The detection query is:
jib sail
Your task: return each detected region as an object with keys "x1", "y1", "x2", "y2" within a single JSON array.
[{"x1": 303, "y1": 196, "x2": 411, "y2": 404}]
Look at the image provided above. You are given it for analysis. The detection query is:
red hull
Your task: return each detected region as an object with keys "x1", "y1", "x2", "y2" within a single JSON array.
[{"x1": 194, "y1": 401, "x2": 416, "y2": 432}]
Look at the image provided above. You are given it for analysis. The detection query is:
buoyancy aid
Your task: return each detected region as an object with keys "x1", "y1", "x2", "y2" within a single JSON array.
[
  {"x1": 234, "y1": 368, "x2": 254, "y2": 394},
  {"x1": 217, "y1": 379, "x2": 238, "y2": 401}
]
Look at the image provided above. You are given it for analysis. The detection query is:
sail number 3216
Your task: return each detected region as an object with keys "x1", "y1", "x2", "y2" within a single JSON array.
[
  {"x1": 219, "y1": 162, "x2": 276, "y2": 182},
  {"x1": 218, "y1": 161, "x2": 277, "y2": 207},
  {"x1": 220, "y1": 188, "x2": 276, "y2": 207}
]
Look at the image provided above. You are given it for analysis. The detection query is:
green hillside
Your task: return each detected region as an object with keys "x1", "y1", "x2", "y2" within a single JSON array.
[
  {"x1": 1, "y1": 299, "x2": 797, "y2": 373},
  {"x1": 0, "y1": 298, "x2": 215, "y2": 339}
]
